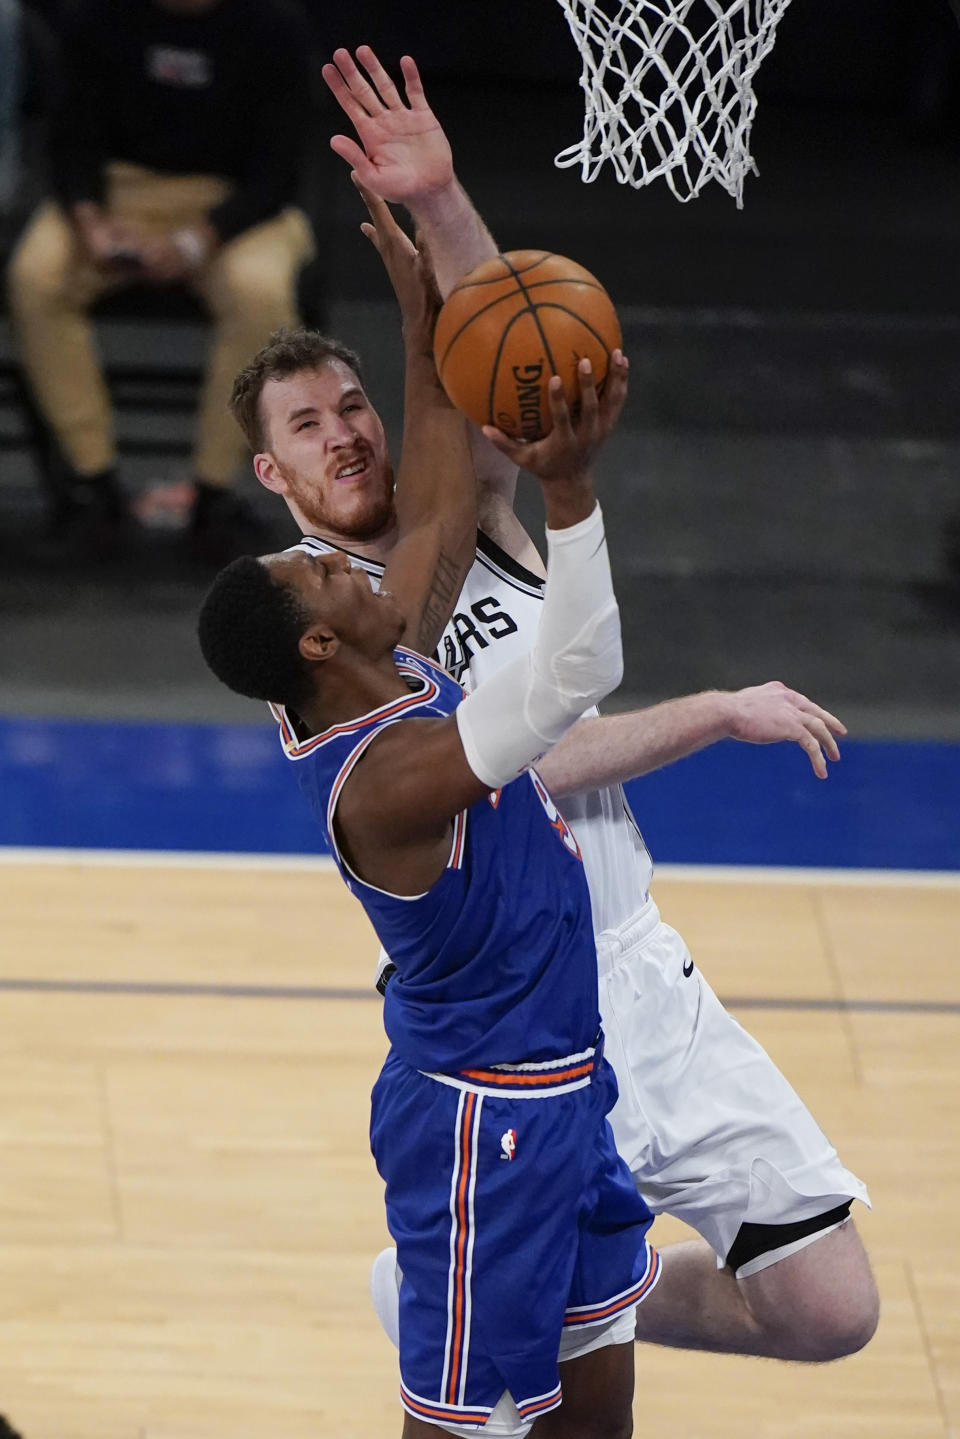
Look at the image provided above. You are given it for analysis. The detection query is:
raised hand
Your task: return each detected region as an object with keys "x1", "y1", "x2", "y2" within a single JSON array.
[
  {"x1": 480, "y1": 353, "x2": 629, "y2": 485},
  {"x1": 322, "y1": 47, "x2": 454, "y2": 203},
  {"x1": 726, "y1": 681, "x2": 846, "y2": 778},
  {"x1": 353, "y1": 181, "x2": 441, "y2": 355}
]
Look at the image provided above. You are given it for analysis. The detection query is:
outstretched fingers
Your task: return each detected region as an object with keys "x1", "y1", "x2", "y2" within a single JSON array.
[
  {"x1": 796, "y1": 724, "x2": 829, "y2": 779},
  {"x1": 599, "y1": 349, "x2": 629, "y2": 429},
  {"x1": 355, "y1": 45, "x2": 404, "y2": 108},
  {"x1": 354, "y1": 177, "x2": 394, "y2": 231},
  {"x1": 328, "y1": 132, "x2": 368, "y2": 170},
  {"x1": 786, "y1": 707, "x2": 842, "y2": 777},
  {"x1": 795, "y1": 692, "x2": 847, "y2": 736},
  {"x1": 327, "y1": 47, "x2": 390, "y2": 115},
  {"x1": 801, "y1": 712, "x2": 841, "y2": 765},
  {"x1": 321, "y1": 60, "x2": 367, "y2": 123},
  {"x1": 399, "y1": 54, "x2": 429, "y2": 109}
]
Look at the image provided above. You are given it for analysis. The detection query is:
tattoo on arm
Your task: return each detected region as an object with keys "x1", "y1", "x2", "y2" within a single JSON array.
[{"x1": 416, "y1": 549, "x2": 463, "y2": 654}]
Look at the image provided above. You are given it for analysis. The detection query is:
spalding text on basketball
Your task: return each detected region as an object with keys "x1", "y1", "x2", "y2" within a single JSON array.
[{"x1": 510, "y1": 361, "x2": 545, "y2": 441}]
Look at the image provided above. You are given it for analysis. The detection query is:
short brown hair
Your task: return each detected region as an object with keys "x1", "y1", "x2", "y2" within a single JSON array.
[{"x1": 229, "y1": 327, "x2": 366, "y2": 451}]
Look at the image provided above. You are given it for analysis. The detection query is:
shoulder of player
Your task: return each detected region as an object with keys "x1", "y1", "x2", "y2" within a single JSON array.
[
  {"x1": 336, "y1": 715, "x2": 453, "y2": 822},
  {"x1": 336, "y1": 716, "x2": 460, "y2": 840},
  {"x1": 336, "y1": 713, "x2": 485, "y2": 846}
]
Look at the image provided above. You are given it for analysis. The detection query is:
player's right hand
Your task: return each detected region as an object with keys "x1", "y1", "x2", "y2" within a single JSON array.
[
  {"x1": 481, "y1": 352, "x2": 629, "y2": 485},
  {"x1": 323, "y1": 47, "x2": 455, "y2": 203}
]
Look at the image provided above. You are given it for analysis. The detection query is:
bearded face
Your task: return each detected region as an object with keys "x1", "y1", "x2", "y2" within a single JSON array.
[{"x1": 255, "y1": 360, "x2": 396, "y2": 543}]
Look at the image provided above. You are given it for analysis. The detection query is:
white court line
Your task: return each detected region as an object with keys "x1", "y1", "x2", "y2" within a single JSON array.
[{"x1": 0, "y1": 847, "x2": 958, "y2": 889}]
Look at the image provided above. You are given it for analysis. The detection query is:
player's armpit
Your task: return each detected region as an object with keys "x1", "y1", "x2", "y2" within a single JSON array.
[
  {"x1": 472, "y1": 424, "x2": 519, "y2": 508},
  {"x1": 477, "y1": 487, "x2": 546, "y2": 578},
  {"x1": 332, "y1": 716, "x2": 490, "y2": 895}
]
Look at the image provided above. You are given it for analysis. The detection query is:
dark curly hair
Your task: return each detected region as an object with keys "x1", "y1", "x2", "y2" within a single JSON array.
[
  {"x1": 230, "y1": 327, "x2": 366, "y2": 451},
  {"x1": 197, "y1": 555, "x2": 313, "y2": 709}
]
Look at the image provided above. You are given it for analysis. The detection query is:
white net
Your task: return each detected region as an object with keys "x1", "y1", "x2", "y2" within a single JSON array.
[{"x1": 553, "y1": 0, "x2": 793, "y2": 206}]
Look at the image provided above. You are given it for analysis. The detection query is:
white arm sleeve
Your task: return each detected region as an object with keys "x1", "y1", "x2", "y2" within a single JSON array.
[{"x1": 455, "y1": 502, "x2": 622, "y2": 789}]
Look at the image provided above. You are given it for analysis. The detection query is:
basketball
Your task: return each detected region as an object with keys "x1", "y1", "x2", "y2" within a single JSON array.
[{"x1": 433, "y1": 250, "x2": 622, "y2": 442}]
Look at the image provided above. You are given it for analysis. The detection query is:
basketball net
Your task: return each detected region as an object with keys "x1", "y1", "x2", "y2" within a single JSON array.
[{"x1": 553, "y1": 0, "x2": 793, "y2": 206}]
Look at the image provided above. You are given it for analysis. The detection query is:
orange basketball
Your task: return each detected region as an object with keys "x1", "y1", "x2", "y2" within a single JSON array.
[{"x1": 433, "y1": 250, "x2": 622, "y2": 442}]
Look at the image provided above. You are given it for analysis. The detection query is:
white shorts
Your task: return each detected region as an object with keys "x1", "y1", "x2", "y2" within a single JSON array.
[
  {"x1": 428, "y1": 1306, "x2": 638, "y2": 1439},
  {"x1": 597, "y1": 898, "x2": 870, "y2": 1271}
]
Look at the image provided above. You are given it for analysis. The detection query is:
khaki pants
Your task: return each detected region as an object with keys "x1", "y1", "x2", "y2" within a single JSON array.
[{"x1": 6, "y1": 162, "x2": 315, "y2": 484}]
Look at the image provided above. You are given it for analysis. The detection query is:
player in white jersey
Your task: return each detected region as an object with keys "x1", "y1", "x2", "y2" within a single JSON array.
[{"x1": 229, "y1": 50, "x2": 879, "y2": 1365}]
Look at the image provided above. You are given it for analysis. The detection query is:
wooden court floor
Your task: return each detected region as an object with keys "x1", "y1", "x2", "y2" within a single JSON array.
[{"x1": 1, "y1": 854, "x2": 958, "y2": 1439}]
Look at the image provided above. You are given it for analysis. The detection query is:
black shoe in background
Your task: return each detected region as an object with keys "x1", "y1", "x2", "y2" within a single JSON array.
[
  {"x1": 36, "y1": 466, "x2": 129, "y2": 564},
  {"x1": 189, "y1": 481, "x2": 275, "y2": 567}
]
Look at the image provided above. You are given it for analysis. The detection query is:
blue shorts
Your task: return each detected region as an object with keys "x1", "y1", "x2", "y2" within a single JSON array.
[{"x1": 370, "y1": 1040, "x2": 658, "y2": 1431}]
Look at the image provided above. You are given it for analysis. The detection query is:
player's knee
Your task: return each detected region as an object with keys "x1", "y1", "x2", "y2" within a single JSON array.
[
  {"x1": 767, "y1": 1272, "x2": 880, "y2": 1362},
  {"x1": 812, "y1": 1280, "x2": 880, "y2": 1360}
]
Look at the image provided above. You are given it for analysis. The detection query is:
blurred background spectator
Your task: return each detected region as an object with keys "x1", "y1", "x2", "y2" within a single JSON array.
[
  {"x1": 0, "y1": 0, "x2": 957, "y2": 741},
  {"x1": 5, "y1": 0, "x2": 316, "y2": 564}
]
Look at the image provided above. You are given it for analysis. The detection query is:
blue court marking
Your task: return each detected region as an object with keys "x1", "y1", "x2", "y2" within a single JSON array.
[{"x1": 1, "y1": 715, "x2": 957, "y2": 870}]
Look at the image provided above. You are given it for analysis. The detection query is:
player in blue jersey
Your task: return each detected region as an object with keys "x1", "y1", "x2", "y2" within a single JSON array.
[
  {"x1": 242, "y1": 45, "x2": 878, "y2": 1370},
  {"x1": 200, "y1": 221, "x2": 660, "y2": 1435}
]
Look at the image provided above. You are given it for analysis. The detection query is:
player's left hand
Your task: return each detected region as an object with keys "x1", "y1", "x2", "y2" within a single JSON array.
[
  {"x1": 323, "y1": 47, "x2": 454, "y2": 203},
  {"x1": 354, "y1": 180, "x2": 441, "y2": 348},
  {"x1": 725, "y1": 681, "x2": 846, "y2": 778},
  {"x1": 481, "y1": 352, "x2": 629, "y2": 485}
]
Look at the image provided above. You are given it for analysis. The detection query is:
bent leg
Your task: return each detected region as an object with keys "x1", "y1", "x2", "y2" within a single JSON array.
[
  {"x1": 633, "y1": 1220, "x2": 878, "y2": 1360},
  {"x1": 597, "y1": 908, "x2": 876, "y2": 1363},
  {"x1": 736, "y1": 1218, "x2": 879, "y2": 1360}
]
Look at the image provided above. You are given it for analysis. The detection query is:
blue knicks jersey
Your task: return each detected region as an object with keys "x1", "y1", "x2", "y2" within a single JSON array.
[{"x1": 273, "y1": 648, "x2": 601, "y2": 1073}]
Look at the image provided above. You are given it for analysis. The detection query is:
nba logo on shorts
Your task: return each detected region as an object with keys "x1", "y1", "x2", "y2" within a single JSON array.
[{"x1": 500, "y1": 1128, "x2": 517, "y2": 1161}]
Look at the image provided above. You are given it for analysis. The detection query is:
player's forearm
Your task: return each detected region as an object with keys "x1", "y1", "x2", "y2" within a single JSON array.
[
  {"x1": 456, "y1": 503, "x2": 623, "y2": 788},
  {"x1": 392, "y1": 338, "x2": 477, "y2": 654},
  {"x1": 395, "y1": 329, "x2": 474, "y2": 536},
  {"x1": 536, "y1": 692, "x2": 736, "y2": 798},
  {"x1": 407, "y1": 179, "x2": 499, "y2": 297}
]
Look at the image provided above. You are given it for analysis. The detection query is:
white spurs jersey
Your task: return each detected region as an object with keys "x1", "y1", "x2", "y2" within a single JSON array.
[{"x1": 291, "y1": 531, "x2": 653, "y2": 932}]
